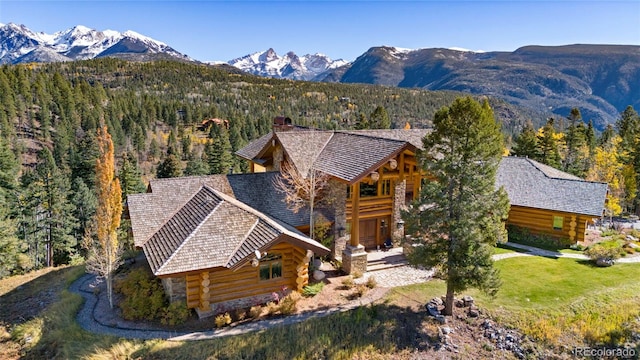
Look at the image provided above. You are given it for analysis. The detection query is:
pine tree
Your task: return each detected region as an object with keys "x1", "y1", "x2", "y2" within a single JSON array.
[
  {"x1": 118, "y1": 152, "x2": 146, "y2": 201},
  {"x1": 562, "y1": 108, "x2": 587, "y2": 177},
  {"x1": 537, "y1": 118, "x2": 562, "y2": 168},
  {"x1": 184, "y1": 155, "x2": 210, "y2": 176},
  {"x1": 403, "y1": 97, "x2": 509, "y2": 316},
  {"x1": 354, "y1": 112, "x2": 369, "y2": 130},
  {"x1": 33, "y1": 148, "x2": 76, "y2": 266},
  {"x1": 0, "y1": 205, "x2": 19, "y2": 278},
  {"x1": 70, "y1": 177, "x2": 97, "y2": 245},
  {"x1": 205, "y1": 127, "x2": 233, "y2": 174},
  {"x1": 511, "y1": 121, "x2": 539, "y2": 159},
  {"x1": 616, "y1": 105, "x2": 640, "y2": 154},
  {"x1": 370, "y1": 105, "x2": 391, "y2": 129},
  {"x1": 156, "y1": 152, "x2": 183, "y2": 178},
  {"x1": 87, "y1": 126, "x2": 123, "y2": 309}
]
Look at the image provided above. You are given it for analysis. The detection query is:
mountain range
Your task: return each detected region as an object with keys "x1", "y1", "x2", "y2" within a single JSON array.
[
  {"x1": 0, "y1": 23, "x2": 190, "y2": 64},
  {"x1": 319, "y1": 45, "x2": 640, "y2": 129},
  {"x1": 2, "y1": 23, "x2": 638, "y2": 129},
  {"x1": 227, "y1": 48, "x2": 347, "y2": 81}
]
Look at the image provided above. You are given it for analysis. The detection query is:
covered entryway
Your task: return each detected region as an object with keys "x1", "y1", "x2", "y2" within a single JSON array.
[{"x1": 359, "y1": 216, "x2": 391, "y2": 250}]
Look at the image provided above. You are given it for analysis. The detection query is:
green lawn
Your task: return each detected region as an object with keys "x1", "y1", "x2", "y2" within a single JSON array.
[{"x1": 391, "y1": 256, "x2": 640, "y2": 346}]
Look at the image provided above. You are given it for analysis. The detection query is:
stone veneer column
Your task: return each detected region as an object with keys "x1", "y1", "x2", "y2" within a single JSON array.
[
  {"x1": 342, "y1": 244, "x2": 367, "y2": 274},
  {"x1": 161, "y1": 277, "x2": 186, "y2": 303},
  {"x1": 331, "y1": 180, "x2": 348, "y2": 260},
  {"x1": 273, "y1": 146, "x2": 283, "y2": 171},
  {"x1": 392, "y1": 179, "x2": 407, "y2": 244}
]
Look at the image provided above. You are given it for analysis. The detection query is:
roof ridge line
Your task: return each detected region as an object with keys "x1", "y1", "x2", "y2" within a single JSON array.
[
  {"x1": 153, "y1": 189, "x2": 224, "y2": 275},
  {"x1": 524, "y1": 157, "x2": 607, "y2": 185},
  {"x1": 204, "y1": 185, "x2": 313, "y2": 244},
  {"x1": 335, "y1": 130, "x2": 409, "y2": 143},
  {"x1": 225, "y1": 217, "x2": 261, "y2": 269},
  {"x1": 141, "y1": 184, "x2": 214, "y2": 245}
]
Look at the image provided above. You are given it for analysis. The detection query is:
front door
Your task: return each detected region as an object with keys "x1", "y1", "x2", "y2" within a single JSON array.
[
  {"x1": 359, "y1": 216, "x2": 391, "y2": 250},
  {"x1": 359, "y1": 219, "x2": 377, "y2": 250}
]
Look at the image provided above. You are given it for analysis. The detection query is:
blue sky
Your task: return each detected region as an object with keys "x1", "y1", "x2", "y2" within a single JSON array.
[{"x1": 1, "y1": 1, "x2": 639, "y2": 62}]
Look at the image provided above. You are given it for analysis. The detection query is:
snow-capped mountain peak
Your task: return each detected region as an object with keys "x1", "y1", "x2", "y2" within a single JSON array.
[
  {"x1": 0, "y1": 23, "x2": 190, "y2": 64},
  {"x1": 228, "y1": 48, "x2": 347, "y2": 81}
]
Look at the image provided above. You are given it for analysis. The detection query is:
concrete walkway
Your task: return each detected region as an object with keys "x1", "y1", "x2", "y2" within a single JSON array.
[
  {"x1": 69, "y1": 242, "x2": 640, "y2": 341},
  {"x1": 493, "y1": 242, "x2": 640, "y2": 263}
]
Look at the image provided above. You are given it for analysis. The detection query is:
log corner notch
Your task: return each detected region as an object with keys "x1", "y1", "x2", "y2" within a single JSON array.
[
  {"x1": 569, "y1": 215, "x2": 577, "y2": 243},
  {"x1": 296, "y1": 250, "x2": 313, "y2": 291},
  {"x1": 200, "y1": 271, "x2": 210, "y2": 311}
]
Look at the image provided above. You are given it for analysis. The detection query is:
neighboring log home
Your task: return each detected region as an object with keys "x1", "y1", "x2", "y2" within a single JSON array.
[{"x1": 496, "y1": 157, "x2": 608, "y2": 244}]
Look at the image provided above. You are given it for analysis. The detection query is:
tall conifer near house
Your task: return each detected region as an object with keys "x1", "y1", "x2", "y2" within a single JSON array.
[
  {"x1": 403, "y1": 97, "x2": 509, "y2": 316},
  {"x1": 88, "y1": 126, "x2": 123, "y2": 309}
]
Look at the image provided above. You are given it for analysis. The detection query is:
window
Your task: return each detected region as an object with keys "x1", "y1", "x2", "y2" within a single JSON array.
[
  {"x1": 553, "y1": 216, "x2": 564, "y2": 231},
  {"x1": 360, "y1": 181, "x2": 378, "y2": 197},
  {"x1": 380, "y1": 179, "x2": 392, "y2": 196},
  {"x1": 259, "y1": 253, "x2": 282, "y2": 280},
  {"x1": 346, "y1": 185, "x2": 352, "y2": 199}
]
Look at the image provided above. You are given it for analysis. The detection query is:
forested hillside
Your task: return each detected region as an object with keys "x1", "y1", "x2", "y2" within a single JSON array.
[{"x1": 0, "y1": 58, "x2": 581, "y2": 277}]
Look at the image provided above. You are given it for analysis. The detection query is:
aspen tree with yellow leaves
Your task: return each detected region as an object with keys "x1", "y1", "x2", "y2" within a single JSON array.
[{"x1": 86, "y1": 126, "x2": 123, "y2": 309}]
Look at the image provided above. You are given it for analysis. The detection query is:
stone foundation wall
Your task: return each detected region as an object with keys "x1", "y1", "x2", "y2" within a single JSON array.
[
  {"x1": 162, "y1": 276, "x2": 186, "y2": 303},
  {"x1": 210, "y1": 292, "x2": 280, "y2": 316}
]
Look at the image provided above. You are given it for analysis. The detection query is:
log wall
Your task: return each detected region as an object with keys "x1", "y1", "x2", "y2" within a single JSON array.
[
  {"x1": 183, "y1": 242, "x2": 308, "y2": 310},
  {"x1": 507, "y1": 205, "x2": 594, "y2": 244}
]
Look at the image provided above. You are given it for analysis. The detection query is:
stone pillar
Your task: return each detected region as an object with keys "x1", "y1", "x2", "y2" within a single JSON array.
[
  {"x1": 331, "y1": 180, "x2": 348, "y2": 260},
  {"x1": 392, "y1": 179, "x2": 407, "y2": 244},
  {"x1": 273, "y1": 146, "x2": 283, "y2": 171},
  {"x1": 342, "y1": 244, "x2": 367, "y2": 275},
  {"x1": 161, "y1": 276, "x2": 186, "y2": 303}
]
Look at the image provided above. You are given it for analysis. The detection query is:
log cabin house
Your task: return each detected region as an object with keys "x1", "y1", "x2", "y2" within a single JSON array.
[
  {"x1": 496, "y1": 156, "x2": 608, "y2": 245},
  {"x1": 127, "y1": 175, "x2": 330, "y2": 318},
  {"x1": 235, "y1": 129, "x2": 429, "y2": 273},
  {"x1": 127, "y1": 123, "x2": 607, "y2": 317}
]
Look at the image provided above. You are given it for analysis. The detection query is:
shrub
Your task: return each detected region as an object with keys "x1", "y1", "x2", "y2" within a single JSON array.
[
  {"x1": 14, "y1": 253, "x2": 34, "y2": 274},
  {"x1": 265, "y1": 301, "x2": 279, "y2": 316},
  {"x1": 365, "y1": 276, "x2": 377, "y2": 289},
  {"x1": 114, "y1": 267, "x2": 167, "y2": 321},
  {"x1": 248, "y1": 305, "x2": 262, "y2": 319},
  {"x1": 352, "y1": 270, "x2": 363, "y2": 279},
  {"x1": 161, "y1": 302, "x2": 190, "y2": 326},
  {"x1": 214, "y1": 312, "x2": 232, "y2": 328},
  {"x1": 278, "y1": 292, "x2": 301, "y2": 315},
  {"x1": 341, "y1": 276, "x2": 355, "y2": 290},
  {"x1": 302, "y1": 282, "x2": 325, "y2": 297},
  {"x1": 585, "y1": 244, "x2": 625, "y2": 266},
  {"x1": 352, "y1": 284, "x2": 368, "y2": 299},
  {"x1": 234, "y1": 308, "x2": 247, "y2": 322}
]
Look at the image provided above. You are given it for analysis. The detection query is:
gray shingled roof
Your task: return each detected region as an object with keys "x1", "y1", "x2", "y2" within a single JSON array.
[
  {"x1": 129, "y1": 175, "x2": 232, "y2": 248},
  {"x1": 235, "y1": 132, "x2": 274, "y2": 161},
  {"x1": 236, "y1": 129, "x2": 426, "y2": 183},
  {"x1": 141, "y1": 185, "x2": 330, "y2": 276},
  {"x1": 340, "y1": 129, "x2": 430, "y2": 149},
  {"x1": 227, "y1": 172, "x2": 324, "y2": 228},
  {"x1": 496, "y1": 157, "x2": 608, "y2": 217},
  {"x1": 314, "y1": 132, "x2": 410, "y2": 183},
  {"x1": 275, "y1": 131, "x2": 333, "y2": 176}
]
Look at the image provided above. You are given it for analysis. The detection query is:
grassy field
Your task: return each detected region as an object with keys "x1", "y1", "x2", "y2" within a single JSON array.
[
  {"x1": 392, "y1": 256, "x2": 640, "y2": 346},
  {"x1": 2, "y1": 256, "x2": 639, "y2": 359}
]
